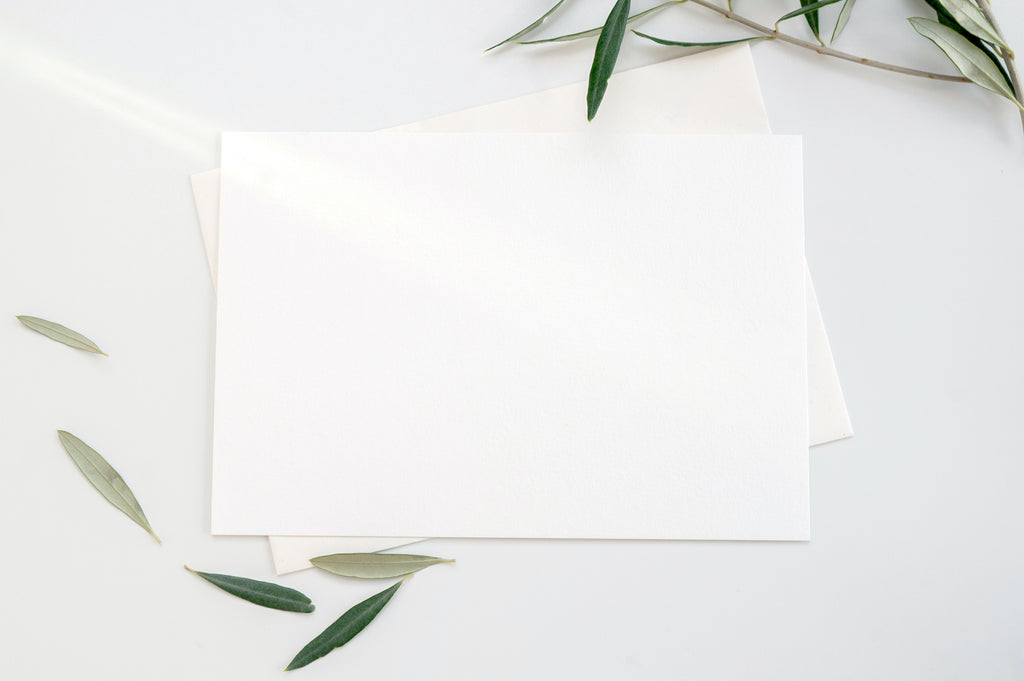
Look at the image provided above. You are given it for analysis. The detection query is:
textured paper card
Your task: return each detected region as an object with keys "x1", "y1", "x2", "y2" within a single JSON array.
[{"x1": 212, "y1": 132, "x2": 809, "y2": 540}]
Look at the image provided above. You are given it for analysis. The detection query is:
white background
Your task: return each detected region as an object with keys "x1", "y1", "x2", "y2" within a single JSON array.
[{"x1": 0, "y1": 1, "x2": 1021, "y2": 679}]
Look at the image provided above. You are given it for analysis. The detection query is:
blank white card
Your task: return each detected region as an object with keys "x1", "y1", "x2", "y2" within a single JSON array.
[{"x1": 213, "y1": 133, "x2": 809, "y2": 540}]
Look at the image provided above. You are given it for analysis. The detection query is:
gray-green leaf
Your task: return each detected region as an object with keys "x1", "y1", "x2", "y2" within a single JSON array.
[
  {"x1": 909, "y1": 17, "x2": 1022, "y2": 108},
  {"x1": 17, "y1": 316, "x2": 107, "y2": 356},
  {"x1": 632, "y1": 31, "x2": 767, "y2": 49},
  {"x1": 830, "y1": 0, "x2": 857, "y2": 45},
  {"x1": 486, "y1": 0, "x2": 567, "y2": 52},
  {"x1": 185, "y1": 566, "x2": 315, "y2": 613},
  {"x1": 933, "y1": 0, "x2": 1010, "y2": 51},
  {"x1": 775, "y1": 0, "x2": 843, "y2": 30},
  {"x1": 588, "y1": 0, "x2": 631, "y2": 122},
  {"x1": 311, "y1": 553, "x2": 455, "y2": 579},
  {"x1": 518, "y1": 0, "x2": 680, "y2": 45},
  {"x1": 285, "y1": 580, "x2": 404, "y2": 671},
  {"x1": 56, "y1": 430, "x2": 159, "y2": 543}
]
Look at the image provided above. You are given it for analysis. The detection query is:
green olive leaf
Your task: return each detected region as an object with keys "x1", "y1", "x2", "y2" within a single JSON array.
[
  {"x1": 518, "y1": 0, "x2": 681, "y2": 45},
  {"x1": 285, "y1": 580, "x2": 404, "y2": 671},
  {"x1": 56, "y1": 430, "x2": 159, "y2": 543},
  {"x1": 799, "y1": 0, "x2": 822, "y2": 42},
  {"x1": 909, "y1": 17, "x2": 1022, "y2": 109},
  {"x1": 830, "y1": 0, "x2": 858, "y2": 45},
  {"x1": 932, "y1": 0, "x2": 1010, "y2": 52},
  {"x1": 17, "y1": 316, "x2": 107, "y2": 356},
  {"x1": 632, "y1": 31, "x2": 768, "y2": 49},
  {"x1": 185, "y1": 566, "x2": 315, "y2": 613},
  {"x1": 775, "y1": 0, "x2": 843, "y2": 31},
  {"x1": 311, "y1": 553, "x2": 454, "y2": 579},
  {"x1": 486, "y1": 0, "x2": 567, "y2": 52},
  {"x1": 923, "y1": 0, "x2": 1014, "y2": 93},
  {"x1": 587, "y1": 0, "x2": 631, "y2": 121}
]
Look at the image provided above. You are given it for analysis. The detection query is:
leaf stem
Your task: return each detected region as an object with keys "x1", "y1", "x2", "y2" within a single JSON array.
[
  {"x1": 689, "y1": 0, "x2": 969, "y2": 83},
  {"x1": 974, "y1": 0, "x2": 1024, "y2": 132}
]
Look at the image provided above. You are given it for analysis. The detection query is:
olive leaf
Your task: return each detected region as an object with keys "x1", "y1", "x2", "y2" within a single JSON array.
[
  {"x1": 17, "y1": 316, "x2": 107, "y2": 356},
  {"x1": 185, "y1": 566, "x2": 315, "y2": 613},
  {"x1": 830, "y1": 0, "x2": 858, "y2": 45},
  {"x1": 311, "y1": 553, "x2": 454, "y2": 579},
  {"x1": 799, "y1": 0, "x2": 823, "y2": 43},
  {"x1": 923, "y1": 0, "x2": 1014, "y2": 92},
  {"x1": 632, "y1": 31, "x2": 768, "y2": 49},
  {"x1": 285, "y1": 580, "x2": 404, "y2": 671},
  {"x1": 518, "y1": 0, "x2": 680, "y2": 45},
  {"x1": 909, "y1": 17, "x2": 1022, "y2": 108},
  {"x1": 486, "y1": 0, "x2": 567, "y2": 52},
  {"x1": 775, "y1": 0, "x2": 843, "y2": 31},
  {"x1": 932, "y1": 0, "x2": 1010, "y2": 52},
  {"x1": 56, "y1": 430, "x2": 159, "y2": 543},
  {"x1": 587, "y1": 0, "x2": 631, "y2": 121}
]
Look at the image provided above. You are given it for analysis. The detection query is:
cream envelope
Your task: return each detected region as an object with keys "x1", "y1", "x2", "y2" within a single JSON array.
[{"x1": 192, "y1": 45, "x2": 851, "y2": 572}]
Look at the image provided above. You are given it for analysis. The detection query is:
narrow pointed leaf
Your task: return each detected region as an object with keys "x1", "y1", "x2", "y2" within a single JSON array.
[
  {"x1": 185, "y1": 566, "x2": 314, "y2": 613},
  {"x1": 775, "y1": 0, "x2": 843, "y2": 30},
  {"x1": 311, "y1": 553, "x2": 454, "y2": 579},
  {"x1": 587, "y1": 0, "x2": 631, "y2": 121},
  {"x1": 799, "y1": 0, "x2": 822, "y2": 42},
  {"x1": 486, "y1": 0, "x2": 567, "y2": 52},
  {"x1": 56, "y1": 430, "x2": 159, "y2": 543},
  {"x1": 17, "y1": 316, "x2": 107, "y2": 355},
  {"x1": 285, "y1": 581, "x2": 404, "y2": 671},
  {"x1": 923, "y1": 0, "x2": 1014, "y2": 93},
  {"x1": 518, "y1": 0, "x2": 680, "y2": 45},
  {"x1": 830, "y1": 0, "x2": 857, "y2": 44},
  {"x1": 632, "y1": 31, "x2": 767, "y2": 49},
  {"x1": 933, "y1": 0, "x2": 1010, "y2": 51},
  {"x1": 909, "y1": 17, "x2": 1022, "y2": 108}
]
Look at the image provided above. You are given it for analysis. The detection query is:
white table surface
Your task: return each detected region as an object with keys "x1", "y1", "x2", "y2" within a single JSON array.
[{"x1": 1, "y1": 2, "x2": 1022, "y2": 679}]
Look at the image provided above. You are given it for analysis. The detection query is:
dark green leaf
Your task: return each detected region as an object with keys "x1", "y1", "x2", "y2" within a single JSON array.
[
  {"x1": 17, "y1": 316, "x2": 107, "y2": 355},
  {"x1": 486, "y1": 0, "x2": 567, "y2": 52},
  {"x1": 57, "y1": 430, "x2": 159, "y2": 543},
  {"x1": 285, "y1": 580, "x2": 404, "y2": 671},
  {"x1": 632, "y1": 31, "x2": 768, "y2": 49},
  {"x1": 587, "y1": 0, "x2": 631, "y2": 121},
  {"x1": 185, "y1": 566, "x2": 315, "y2": 613},
  {"x1": 830, "y1": 0, "x2": 857, "y2": 44},
  {"x1": 909, "y1": 17, "x2": 1022, "y2": 108},
  {"x1": 799, "y1": 0, "x2": 822, "y2": 42},
  {"x1": 775, "y1": 0, "x2": 843, "y2": 30},
  {"x1": 923, "y1": 0, "x2": 1014, "y2": 93},
  {"x1": 518, "y1": 0, "x2": 680, "y2": 45},
  {"x1": 311, "y1": 553, "x2": 454, "y2": 579}
]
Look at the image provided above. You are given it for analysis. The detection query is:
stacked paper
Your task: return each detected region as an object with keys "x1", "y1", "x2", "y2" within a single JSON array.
[{"x1": 193, "y1": 45, "x2": 851, "y2": 571}]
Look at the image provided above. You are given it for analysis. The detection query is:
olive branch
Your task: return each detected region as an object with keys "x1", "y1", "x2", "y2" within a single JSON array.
[{"x1": 489, "y1": 0, "x2": 1023, "y2": 132}]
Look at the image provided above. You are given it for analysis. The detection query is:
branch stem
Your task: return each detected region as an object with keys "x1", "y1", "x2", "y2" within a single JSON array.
[
  {"x1": 975, "y1": 0, "x2": 1024, "y2": 132},
  {"x1": 688, "y1": 0, "x2": 969, "y2": 83}
]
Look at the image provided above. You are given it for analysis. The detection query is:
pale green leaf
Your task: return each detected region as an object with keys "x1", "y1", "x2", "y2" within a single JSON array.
[
  {"x1": 311, "y1": 553, "x2": 454, "y2": 579},
  {"x1": 57, "y1": 430, "x2": 159, "y2": 543},
  {"x1": 632, "y1": 31, "x2": 767, "y2": 49},
  {"x1": 934, "y1": 0, "x2": 1010, "y2": 51},
  {"x1": 185, "y1": 566, "x2": 315, "y2": 613},
  {"x1": 17, "y1": 315, "x2": 107, "y2": 356},
  {"x1": 909, "y1": 17, "x2": 1022, "y2": 108},
  {"x1": 588, "y1": 0, "x2": 631, "y2": 121},
  {"x1": 775, "y1": 0, "x2": 843, "y2": 30},
  {"x1": 830, "y1": 0, "x2": 858, "y2": 45},
  {"x1": 518, "y1": 0, "x2": 681, "y2": 45},
  {"x1": 285, "y1": 580, "x2": 404, "y2": 671},
  {"x1": 486, "y1": 0, "x2": 567, "y2": 52}
]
